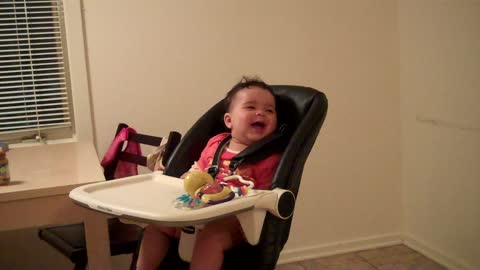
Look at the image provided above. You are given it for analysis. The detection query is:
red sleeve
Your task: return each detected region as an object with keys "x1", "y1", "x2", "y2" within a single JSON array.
[
  {"x1": 196, "y1": 133, "x2": 230, "y2": 171},
  {"x1": 253, "y1": 153, "x2": 282, "y2": 190}
]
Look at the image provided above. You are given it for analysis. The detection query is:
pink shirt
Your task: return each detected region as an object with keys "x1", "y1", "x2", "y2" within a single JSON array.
[{"x1": 196, "y1": 133, "x2": 281, "y2": 190}]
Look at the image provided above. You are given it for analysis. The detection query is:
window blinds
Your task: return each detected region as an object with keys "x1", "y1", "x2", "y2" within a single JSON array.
[{"x1": 0, "y1": 0, "x2": 72, "y2": 139}]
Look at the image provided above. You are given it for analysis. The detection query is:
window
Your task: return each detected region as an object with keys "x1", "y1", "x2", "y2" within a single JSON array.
[{"x1": 0, "y1": 0, "x2": 74, "y2": 144}]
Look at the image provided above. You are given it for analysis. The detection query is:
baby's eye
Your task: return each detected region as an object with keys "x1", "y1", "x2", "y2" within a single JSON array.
[
  {"x1": 266, "y1": 109, "x2": 275, "y2": 113},
  {"x1": 245, "y1": 106, "x2": 255, "y2": 110}
]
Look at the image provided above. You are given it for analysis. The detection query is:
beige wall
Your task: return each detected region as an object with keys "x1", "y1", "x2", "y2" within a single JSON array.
[
  {"x1": 399, "y1": 0, "x2": 480, "y2": 269},
  {"x1": 84, "y1": 0, "x2": 402, "y2": 258},
  {"x1": 2, "y1": 0, "x2": 404, "y2": 269},
  {"x1": 2, "y1": 1, "x2": 476, "y2": 269}
]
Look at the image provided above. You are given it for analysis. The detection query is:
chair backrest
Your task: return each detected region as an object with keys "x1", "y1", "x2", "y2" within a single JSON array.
[
  {"x1": 163, "y1": 85, "x2": 327, "y2": 269},
  {"x1": 164, "y1": 85, "x2": 328, "y2": 192},
  {"x1": 103, "y1": 123, "x2": 181, "y2": 180}
]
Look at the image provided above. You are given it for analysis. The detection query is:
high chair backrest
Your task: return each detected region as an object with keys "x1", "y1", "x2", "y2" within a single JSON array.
[
  {"x1": 164, "y1": 85, "x2": 328, "y2": 192},
  {"x1": 255, "y1": 86, "x2": 328, "y2": 269},
  {"x1": 161, "y1": 85, "x2": 328, "y2": 269}
]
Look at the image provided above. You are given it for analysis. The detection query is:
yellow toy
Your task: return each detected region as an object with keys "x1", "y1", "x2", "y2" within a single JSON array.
[
  {"x1": 183, "y1": 171, "x2": 213, "y2": 195},
  {"x1": 182, "y1": 171, "x2": 234, "y2": 206}
]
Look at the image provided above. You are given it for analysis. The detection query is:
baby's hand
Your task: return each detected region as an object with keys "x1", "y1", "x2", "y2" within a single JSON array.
[{"x1": 181, "y1": 162, "x2": 201, "y2": 179}]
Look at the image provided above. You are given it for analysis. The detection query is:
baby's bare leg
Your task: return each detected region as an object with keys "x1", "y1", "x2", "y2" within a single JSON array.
[
  {"x1": 190, "y1": 216, "x2": 243, "y2": 270},
  {"x1": 136, "y1": 225, "x2": 179, "y2": 270}
]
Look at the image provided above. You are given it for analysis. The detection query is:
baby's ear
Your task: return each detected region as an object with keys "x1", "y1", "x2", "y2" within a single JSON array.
[{"x1": 224, "y1": 113, "x2": 232, "y2": 129}]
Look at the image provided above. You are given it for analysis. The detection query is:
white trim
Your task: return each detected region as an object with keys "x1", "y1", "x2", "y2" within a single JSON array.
[
  {"x1": 278, "y1": 233, "x2": 402, "y2": 264},
  {"x1": 403, "y1": 234, "x2": 474, "y2": 270},
  {"x1": 9, "y1": 137, "x2": 77, "y2": 148},
  {"x1": 63, "y1": 0, "x2": 93, "y2": 143}
]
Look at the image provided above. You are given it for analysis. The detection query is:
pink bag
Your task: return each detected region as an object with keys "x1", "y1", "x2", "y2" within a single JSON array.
[{"x1": 101, "y1": 127, "x2": 141, "y2": 178}]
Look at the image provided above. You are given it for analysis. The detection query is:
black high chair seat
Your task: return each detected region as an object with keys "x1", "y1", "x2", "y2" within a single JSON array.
[{"x1": 133, "y1": 85, "x2": 328, "y2": 270}]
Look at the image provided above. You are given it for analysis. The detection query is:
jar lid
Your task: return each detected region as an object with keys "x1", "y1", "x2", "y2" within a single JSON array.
[{"x1": 0, "y1": 142, "x2": 8, "y2": 153}]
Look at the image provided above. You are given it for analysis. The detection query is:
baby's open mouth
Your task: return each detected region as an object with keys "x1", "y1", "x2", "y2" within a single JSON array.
[{"x1": 251, "y1": 121, "x2": 266, "y2": 128}]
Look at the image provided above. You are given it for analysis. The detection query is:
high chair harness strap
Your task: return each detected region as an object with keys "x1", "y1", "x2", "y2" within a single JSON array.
[{"x1": 207, "y1": 124, "x2": 287, "y2": 178}]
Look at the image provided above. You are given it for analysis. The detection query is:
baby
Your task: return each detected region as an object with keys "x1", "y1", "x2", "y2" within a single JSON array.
[{"x1": 136, "y1": 76, "x2": 282, "y2": 270}]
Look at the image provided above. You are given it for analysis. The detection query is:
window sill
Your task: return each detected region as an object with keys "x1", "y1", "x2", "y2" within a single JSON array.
[{"x1": 8, "y1": 137, "x2": 80, "y2": 149}]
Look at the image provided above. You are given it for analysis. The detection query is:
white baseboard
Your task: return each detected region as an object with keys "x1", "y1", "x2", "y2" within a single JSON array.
[
  {"x1": 278, "y1": 233, "x2": 403, "y2": 264},
  {"x1": 402, "y1": 234, "x2": 474, "y2": 270},
  {"x1": 278, "y1": 233, "x2": 474, "y2": 270}
]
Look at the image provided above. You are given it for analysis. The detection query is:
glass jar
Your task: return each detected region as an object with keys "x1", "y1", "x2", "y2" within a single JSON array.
[{"x1": 0, "y1": 143, "x2": 10, "y2": 185}]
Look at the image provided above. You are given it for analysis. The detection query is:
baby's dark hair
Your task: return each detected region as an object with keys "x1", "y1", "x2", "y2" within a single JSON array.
[{"x1": 224, "y1": 76, "x2": 275, "y2": 112}]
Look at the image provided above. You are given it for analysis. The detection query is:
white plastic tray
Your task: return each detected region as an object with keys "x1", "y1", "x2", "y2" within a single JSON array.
[{"x1": 69, "y1": 171, "x2": 269, "y2": 227}]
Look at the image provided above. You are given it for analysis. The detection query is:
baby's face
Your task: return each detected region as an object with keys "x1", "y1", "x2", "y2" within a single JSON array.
[{"x1": 224, "y1": 86, "x2": 277, "y2": 146}]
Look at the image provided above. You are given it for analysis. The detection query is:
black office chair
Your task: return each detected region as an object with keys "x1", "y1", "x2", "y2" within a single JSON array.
[
  {"x1": 38, "y1": 123, "x2": 181, "y2": 270},
  {"x1": 131, "y1": 85, "x2": 328, "y2": 270}
]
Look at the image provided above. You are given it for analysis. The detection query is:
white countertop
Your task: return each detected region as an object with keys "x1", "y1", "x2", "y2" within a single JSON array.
[{"x1": 0, "y1": 142, "x2": 105, "y2": 202}]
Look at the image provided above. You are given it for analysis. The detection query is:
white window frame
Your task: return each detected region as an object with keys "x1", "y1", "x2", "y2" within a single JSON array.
[{"x1": 7, "y1": 0, "x2": 93, "y2": 147}]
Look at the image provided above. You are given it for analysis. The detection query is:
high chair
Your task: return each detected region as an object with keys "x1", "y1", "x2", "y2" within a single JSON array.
[
  {"x1": 70, "y1": 85, "x2": 328, "y2": 270},
  {"x1": 159, "y1": 85, "x2": 327, "y2": 270},
  {"x1": 37, "y1": 123, "x2": 181, "y2": 270}
]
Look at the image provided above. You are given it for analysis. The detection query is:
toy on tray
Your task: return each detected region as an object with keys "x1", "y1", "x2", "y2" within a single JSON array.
[{"x1": 174, "y1": 171, "x2": 254, "y2": 210}]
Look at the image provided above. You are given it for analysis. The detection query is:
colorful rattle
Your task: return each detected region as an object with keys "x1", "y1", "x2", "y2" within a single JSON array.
[{"x1": 174, "y1": 171, "x2": 255, "y2": 209}]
